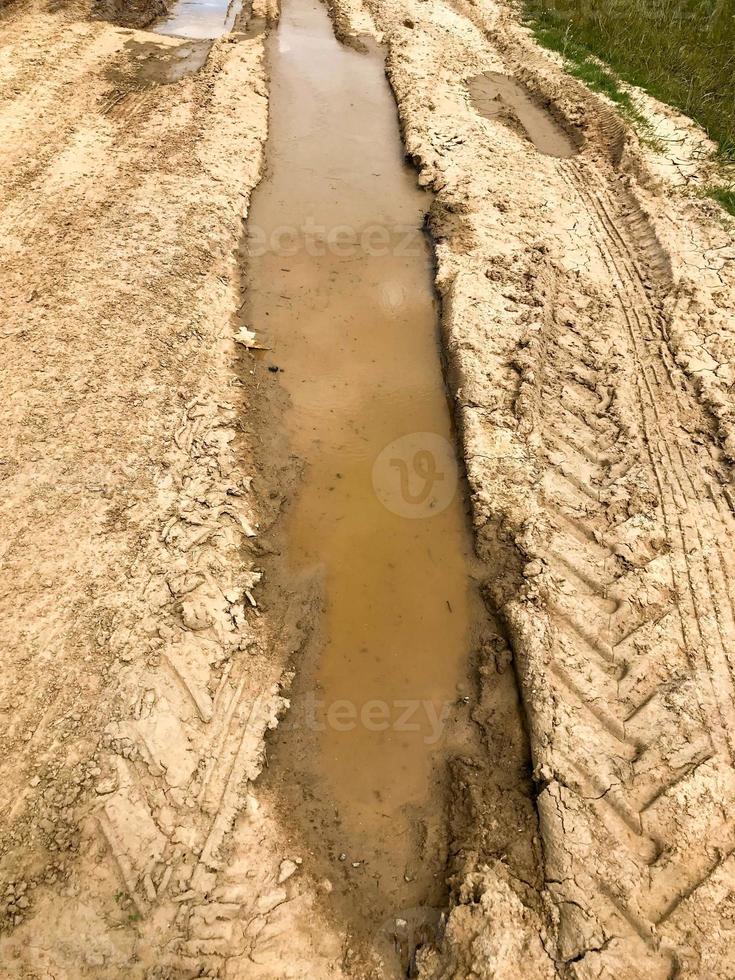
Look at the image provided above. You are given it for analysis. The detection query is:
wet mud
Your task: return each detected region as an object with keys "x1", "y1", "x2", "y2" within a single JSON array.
[
  {"x1": 106, "y1": 0, "x2": 260, "y2": 93},
  {"x1": 110, "y1": 36, "x2": 212, "y2": 85},
  {"x1": 4, "y1": 0, "x2": 735, "y2": 973},
  {"x1": 468, "y1": 71, "x2": 578, "y2": 157}
]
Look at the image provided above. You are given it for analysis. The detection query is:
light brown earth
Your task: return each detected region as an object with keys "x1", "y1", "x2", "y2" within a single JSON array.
[{"x1": 2, "y1": 0, "x2": 735, "y2": 976}]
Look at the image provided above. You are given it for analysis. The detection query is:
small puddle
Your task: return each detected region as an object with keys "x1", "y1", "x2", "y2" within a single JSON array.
[
  {"x1": 112, "y1": 37, "x2": 212, "y2": 86},
  {"x1": 153, "y1": 0, "x2": 242, "y2": 39},
  {"x1": 110, "y1": 0, "x2": 261, "y2": 91},
  {"x1": 469, "y1": 71, "x2": 578, "y2": 158},
  {"x1": 245, "y1": 0, "x2": 492, "y2": 970}
]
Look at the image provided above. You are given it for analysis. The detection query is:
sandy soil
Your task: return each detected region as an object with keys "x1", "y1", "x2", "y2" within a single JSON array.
[{"x1": 2, "y1": 0, "x2": 735, "y2": 975}]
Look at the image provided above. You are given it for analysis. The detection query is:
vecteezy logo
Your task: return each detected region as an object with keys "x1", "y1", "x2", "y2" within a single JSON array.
[{"x1": 372, "y1": 433, "x2": 458, "y2": 519}]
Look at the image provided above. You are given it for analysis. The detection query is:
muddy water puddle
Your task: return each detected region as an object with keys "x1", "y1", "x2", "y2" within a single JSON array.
[
  {"x1": 113, "y1": 0, "x2": 263, "y2": 90},
  {"x1": 153, "y1": 0, "x2": 241, "y2": 39},
  {"x1": 111, "y1": 37, "x2": 212, "y2": 86},
  {"x1": 244, "y1": 0, "x2": 493, "y2": 970},
  {"x1": 469, "y1": 71, "x2": 578, "y2": 157}
]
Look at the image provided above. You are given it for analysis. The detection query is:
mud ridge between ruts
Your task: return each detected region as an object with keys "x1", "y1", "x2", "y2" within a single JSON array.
[{"x1": 325, "y1": 0, "x2": 735, "y2": 974}]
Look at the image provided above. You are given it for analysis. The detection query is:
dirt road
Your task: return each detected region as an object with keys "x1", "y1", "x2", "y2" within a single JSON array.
[{"x1": 2, "y1": 0, "x2": 735, "y2": 975}]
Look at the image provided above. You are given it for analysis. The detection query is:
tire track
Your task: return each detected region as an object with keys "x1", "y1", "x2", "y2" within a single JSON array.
[
  {"x1": 523, "y1": 157, "x2": 735, "y2": 974},
  {"x1": 563, "y1": 161, "x2": 735, "y2": 754}
]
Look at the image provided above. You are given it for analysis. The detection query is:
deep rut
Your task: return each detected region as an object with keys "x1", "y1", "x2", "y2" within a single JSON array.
[{"x1": 241, "y1": 0, "x2": 540, "y2": 972}]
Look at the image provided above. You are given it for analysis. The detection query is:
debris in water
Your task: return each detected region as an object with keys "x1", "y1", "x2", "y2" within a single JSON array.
[{"x1": 235, "y1": 326, "x2": 270, "y2": 350}]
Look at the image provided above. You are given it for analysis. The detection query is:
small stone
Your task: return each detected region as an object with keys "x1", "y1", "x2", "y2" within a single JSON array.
[
  {"x1": 278, "y1": 859, "x2": 298, "y2": 884},
  {"x1": 524, "y1": 559, "x2": 544, "y2": 578}
]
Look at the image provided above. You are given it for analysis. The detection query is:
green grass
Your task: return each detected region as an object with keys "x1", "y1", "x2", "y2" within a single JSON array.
[
  {"x1": 523, "y1": 0, "x2": 735, "y2": 212},
  {"x1": 706, "y1": 185, "x2": 735, "y2": 214},
  {"x1": 530, "y1": 18, "x2": 649, "y2": 127}
]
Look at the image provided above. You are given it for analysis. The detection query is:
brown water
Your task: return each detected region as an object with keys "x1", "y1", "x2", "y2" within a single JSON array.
[
  {"x1": 126, "y1": 0, "x2": 262, "y2": 88},
  {"x1": 469, "y1": 71, "x2": 578, "y2": 158},
  {"x1": 247, "y1": 0, "x2": 485, "y2": 965},
  {"x1": 153, "y1": 0, "x2": 242, "y2": 39}
]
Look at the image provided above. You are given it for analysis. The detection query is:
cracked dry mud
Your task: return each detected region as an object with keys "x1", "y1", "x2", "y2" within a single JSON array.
[{"x1": 2, "y1": 0, "x2": 735, "y2": 976}]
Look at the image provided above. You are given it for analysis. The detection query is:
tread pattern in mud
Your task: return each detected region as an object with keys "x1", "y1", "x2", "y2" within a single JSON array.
[{"x1": 526, "y1": 160, "x2": 735, "y2": 975}]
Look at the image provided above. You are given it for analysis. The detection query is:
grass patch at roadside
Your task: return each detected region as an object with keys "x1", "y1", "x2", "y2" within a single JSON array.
[
  {"x1": 706, "y1": 185, "x2": 735, "y2": 216},
  {"x1": 529, "y1": 15, "x2": 649, "y2": 129},
  {"x1": 523, "y1": 0, "x2": 735, "y2": 213}
]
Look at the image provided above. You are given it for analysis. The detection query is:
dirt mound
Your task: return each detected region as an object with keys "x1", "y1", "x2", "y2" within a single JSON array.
[{"x1": 92, "y1": 0, "x2": 167, "y2": 30}]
